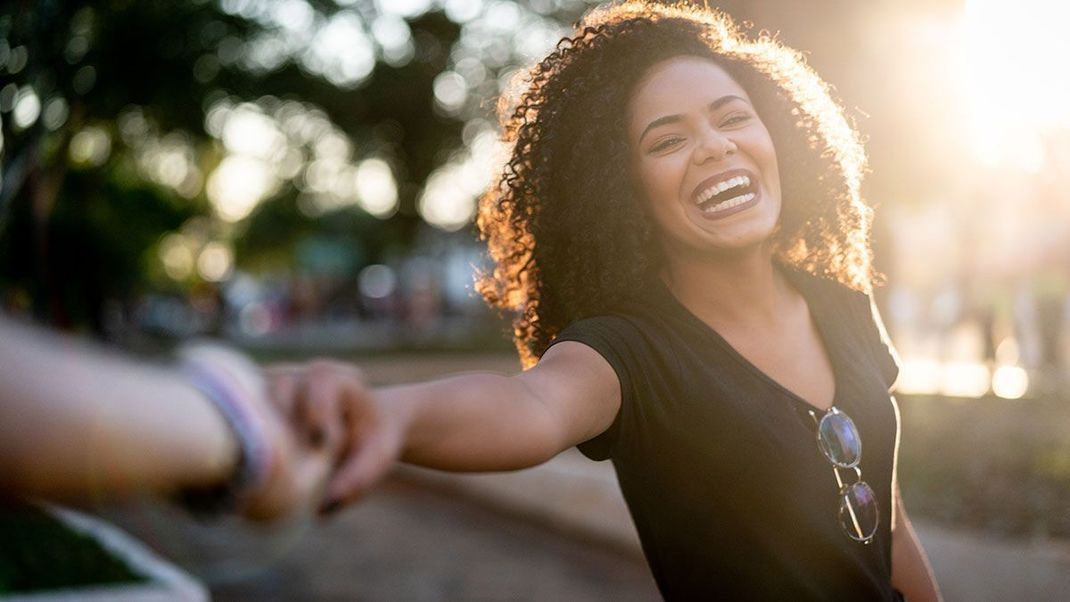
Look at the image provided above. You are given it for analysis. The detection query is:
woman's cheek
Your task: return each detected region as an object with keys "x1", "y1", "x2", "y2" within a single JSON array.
[
  {"x1": 636, "y1": 151, "x2": 687, "y2": 210},
  {"x1": 651, "y1": 168, "x2": 682, "y2": 209}
]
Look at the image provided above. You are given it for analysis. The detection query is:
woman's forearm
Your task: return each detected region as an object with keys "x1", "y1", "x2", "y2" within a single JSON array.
[
  {"x1": 376, "y1": 371, "x2": 561, "y2": 472},
  {"x1": 0, "y1": 317, "x2": 238, "y2": 501},
  {"x1": 891, "y1": 488, "x2": 943, "y2": 602}
]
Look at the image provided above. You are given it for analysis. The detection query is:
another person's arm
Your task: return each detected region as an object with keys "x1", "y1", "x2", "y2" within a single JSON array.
[
  {"x1": 0, "y1": 315, "x2": 329, "y2": 521},
  {"x1": 266, "y1": 339, "x2": 621, "y2": 510}
]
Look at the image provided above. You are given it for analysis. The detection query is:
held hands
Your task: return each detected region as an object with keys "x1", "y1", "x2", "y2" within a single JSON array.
[
  {"x1": 263, "y1": 359, "x2": 408, "y2": 515},
  {"x1": 235, "y1": 400, "x2": 336, "y2": 522},
  {"x1": 177, "y1": 344, "x2": 340, "y2": 523}
]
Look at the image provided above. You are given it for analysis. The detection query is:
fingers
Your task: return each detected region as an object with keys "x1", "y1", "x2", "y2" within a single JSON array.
[
  {"x1": 264, "y1": 365, "x2": 303, "y2": 421},
  {"x1": 319, "y1": 387, "x2": 398, "y2": 513},
  {"x1": 259, "y1": 358, "x2": 384, "y2": 518},
  {"x1": 290, "y1": 444, "x2": 336, "y2": 514},
  {"x1": 266, "y1": 359, "x2": 363, "y2": 452},
  {"x1": 302, "y1": 366, "x2": 338, "y2": 450},
  {"x1": 320, "y1": 426, "x2": 399, "y2": 514},
  {"x1": 245, "y1": 439, "x2": 334, "y2": 523},
  {"x1": 302, "y1": 359, "x2": 366, "y2": 454}
]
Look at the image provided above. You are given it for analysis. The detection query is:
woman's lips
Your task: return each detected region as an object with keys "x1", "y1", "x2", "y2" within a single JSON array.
[
  {"x1": 692, "y1": 183, "x2": 761, "y2": 221},
  {"x1": 690, "y1": 167, "x2": 758, "y2": 204}
]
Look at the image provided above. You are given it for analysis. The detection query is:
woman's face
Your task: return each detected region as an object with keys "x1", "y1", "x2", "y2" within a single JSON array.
[{"x1": 626, "y1": 55, "x2": 782, "y2": 259}]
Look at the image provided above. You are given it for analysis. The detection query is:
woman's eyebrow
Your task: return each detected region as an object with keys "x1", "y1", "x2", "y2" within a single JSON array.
[{"x1": 638, "y1": 94, "x2": 749, "y2": 144}]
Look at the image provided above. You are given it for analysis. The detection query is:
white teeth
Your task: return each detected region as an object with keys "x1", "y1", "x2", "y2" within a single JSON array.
[
  {"x1": 697, "y1": 175, "x2": 751, "y2": 203},
  {"x1": 700, "y1": 191, "x2": 755, "y2": 213}
]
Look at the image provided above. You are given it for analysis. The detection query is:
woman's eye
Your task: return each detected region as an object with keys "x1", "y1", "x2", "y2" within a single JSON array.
[
  {"x1": 651, "y1": 137, "x2": 683, "y2": 152},
  {"x1": 722, "y1": 113, "x2": 751, "y2": 127}
]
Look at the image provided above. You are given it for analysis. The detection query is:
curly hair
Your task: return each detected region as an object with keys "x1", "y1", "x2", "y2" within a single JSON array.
[{"x1": 474, "y1": 0, "x2": 880, "y2": 370}]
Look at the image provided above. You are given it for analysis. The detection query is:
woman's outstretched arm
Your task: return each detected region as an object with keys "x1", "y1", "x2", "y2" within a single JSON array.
[{"x1": 266, "y1": 340, "x2": 621, "y2": 511}]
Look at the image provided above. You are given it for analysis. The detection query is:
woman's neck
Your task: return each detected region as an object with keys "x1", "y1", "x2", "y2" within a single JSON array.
[{"x1": 657, "y1": 243, "x2": 793, "y2": 329}]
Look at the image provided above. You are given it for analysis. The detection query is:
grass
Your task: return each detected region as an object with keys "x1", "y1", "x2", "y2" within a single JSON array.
[{"x1": 0, "y1": 499, "x2": 144, "y2": 594}]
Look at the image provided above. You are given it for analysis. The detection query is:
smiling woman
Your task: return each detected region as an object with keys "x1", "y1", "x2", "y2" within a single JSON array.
[
  {"x1": 627, "y1": 56, "x2": 782, "y2": 247},
  {"x1": 463, "y1": 1, "x2": 941, "y2": 600},
  {"x1": 242, "y1": 1, "x2": 940, "y2": 599},
  {"x1": 474, "y1": 0, "x2": 875, "y2": 371}
]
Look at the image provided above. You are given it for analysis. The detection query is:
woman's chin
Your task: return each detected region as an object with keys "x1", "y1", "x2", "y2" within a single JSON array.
[{"x1": 685, "y1": 205, "x2": 779, "y2": 250}]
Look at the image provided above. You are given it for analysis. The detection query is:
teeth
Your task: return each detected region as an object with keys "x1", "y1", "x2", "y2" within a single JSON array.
[
  {"x1": 697, "y1": 175, "x2": 751, "y2": 203},
  {"x1": 700, "y1": 191, "x2": 755, "y2": 213}
]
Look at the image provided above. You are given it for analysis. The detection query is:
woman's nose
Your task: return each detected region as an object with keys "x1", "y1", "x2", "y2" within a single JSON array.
[{"x1": 693, "y1": 126, "x2": 737, "y2": 164}]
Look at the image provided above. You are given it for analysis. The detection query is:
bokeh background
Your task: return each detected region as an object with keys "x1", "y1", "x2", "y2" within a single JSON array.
[{"x1": 3, "y1": 0, "x2": 1070, "y2": 599}]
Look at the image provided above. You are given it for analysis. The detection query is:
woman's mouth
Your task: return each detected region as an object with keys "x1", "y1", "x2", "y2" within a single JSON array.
[{"x1": 693, "y1": 181, "x2": 761, "y2": 221}]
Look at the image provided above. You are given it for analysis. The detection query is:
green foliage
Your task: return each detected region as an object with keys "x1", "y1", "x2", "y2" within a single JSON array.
[
  {"x1": 0, "y1": 0, "x2": 473, "y2": 329},
  {"x1": 0, "y1": 500, "x2": 143, "y2": 593}
]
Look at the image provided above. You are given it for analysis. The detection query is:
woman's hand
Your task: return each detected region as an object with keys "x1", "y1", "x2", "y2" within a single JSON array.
[{"x1": 264, "y1": 359, "x2": 410, "y2": 514}]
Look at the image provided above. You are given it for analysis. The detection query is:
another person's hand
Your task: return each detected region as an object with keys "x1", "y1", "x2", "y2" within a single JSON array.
[
  {"x1": 178, "y1": 345, "x2": 337, "y2": 523},
  {"x1": 264, "y1": 359, "x2": 409, "y2": 514},
  {"x1": 237, "y1": 391, "x2": 336, "y2": 522}
]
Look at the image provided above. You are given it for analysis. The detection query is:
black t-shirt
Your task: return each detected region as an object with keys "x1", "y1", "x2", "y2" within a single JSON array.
[{"x1": 541, "y1": 259, "x2": 904, "y2": 601}]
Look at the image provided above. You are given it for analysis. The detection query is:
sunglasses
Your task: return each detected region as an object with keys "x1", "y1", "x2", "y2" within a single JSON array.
[{"x1": 808, "y1": 406, "x2": 879, "y2": 544}]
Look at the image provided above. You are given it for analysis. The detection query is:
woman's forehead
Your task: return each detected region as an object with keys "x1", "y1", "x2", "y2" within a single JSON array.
[{"x1": 628, "y1": 56, "x2": 749, "y2": 127}]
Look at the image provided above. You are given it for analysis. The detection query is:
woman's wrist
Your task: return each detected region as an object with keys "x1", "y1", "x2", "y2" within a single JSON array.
[{"x1": 375, "y1": 383, "x2": 422, "y2": 463}]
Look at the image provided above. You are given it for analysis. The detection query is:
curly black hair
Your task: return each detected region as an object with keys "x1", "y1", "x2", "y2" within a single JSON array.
[{"x1": 474, "y1": 0, "x2": 879, "y2": 370}]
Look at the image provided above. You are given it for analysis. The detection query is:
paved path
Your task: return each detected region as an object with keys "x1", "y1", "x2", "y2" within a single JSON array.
[
  {"x1": 97, "y1": 462, "x2": 1070, "y2": 602},
  {"x1": 912, "y1": 518, "x2": 1070, "y2": 602},
  {"x1": 100, "y1": 477, "x2": 660, "y2": 601},
  {"x1": 94, "y1": 352, "x2": 1070, "y2": 600}
]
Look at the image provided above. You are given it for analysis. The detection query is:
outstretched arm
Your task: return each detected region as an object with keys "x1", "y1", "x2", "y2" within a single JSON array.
[
  {"x1": 0, "y1": 315, "x2": 331, "y2": 521},
  {"x1": 266, "y1": 339, "x2": 622, "y2": 510},
  {"x1": 0, "y1": 316, "x2": 239, "y2": 501},
  {"x1": 402, "y1": 341, "x2": 623, "y2": 471}
]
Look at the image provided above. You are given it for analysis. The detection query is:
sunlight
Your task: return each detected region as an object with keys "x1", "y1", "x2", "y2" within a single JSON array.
[
  {"x1": 206, "y1": 155, "x2": 277, "y2": 222},
  {"x1": 939, "y1": 361, "x2": 991, "y2": 398},
  {"x1": 417, "y1": 126, "x2": 502, "y2": 231},
  {"x1": 991, "y1": 365, "x2": 1029, "y2": 400},
  {"x1": 950, "y1": 0, "x2": 1070, "y2": 170},
  {"x1": 354, "y1": 158, "x2": 399, "y2": 218}
]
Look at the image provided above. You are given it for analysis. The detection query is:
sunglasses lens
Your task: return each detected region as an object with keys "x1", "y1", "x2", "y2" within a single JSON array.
[
  {"x1": 818, "y1": 410, "x2": 861, "y2": 467},
  {"x1": 839, "y1": 481, "x2": 879, "y2": 542}
]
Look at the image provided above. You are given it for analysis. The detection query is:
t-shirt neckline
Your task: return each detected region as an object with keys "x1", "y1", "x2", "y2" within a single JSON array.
[{"x1": 644, "y1": 258, "x2": 846, "y2": 417}]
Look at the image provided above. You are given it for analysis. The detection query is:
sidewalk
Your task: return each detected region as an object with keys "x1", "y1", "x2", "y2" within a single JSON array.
[
  {"x1": 97, "y1": 476, "x2": 660, "y2": 601},
  {"x1": 350, "y1": 351, "x2": 1070, "y2": 600},
  {"x1": 95, "y1": 448, "x2": 1070, "y2": 601},
  {"x1": 396, "y1": 447, "x2": 1070, "y2": 602},
  {"x1": 95, "y1": 351, "x2": 1070, "y2": 600},
  {"x1": 912, "y1": 518, "x2": 1070, "y2": 602}
]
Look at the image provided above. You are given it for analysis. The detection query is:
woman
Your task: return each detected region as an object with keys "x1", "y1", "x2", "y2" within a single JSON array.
[{"x1": 270, "y1": 1, "x2": 942, "y2": 599}]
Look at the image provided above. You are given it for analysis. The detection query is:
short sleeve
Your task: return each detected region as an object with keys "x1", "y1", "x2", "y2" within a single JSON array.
[
  {"x1": 863, "y1": 293, "x2": 901, "y2": 391},
  {"x1": 542, "y1": 315, "x2": 638, "y2": 461}
]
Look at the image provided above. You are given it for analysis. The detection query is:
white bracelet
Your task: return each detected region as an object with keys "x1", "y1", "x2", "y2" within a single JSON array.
[{"x1": 175, "y1": 343, "x2": 277, "y2": 515}]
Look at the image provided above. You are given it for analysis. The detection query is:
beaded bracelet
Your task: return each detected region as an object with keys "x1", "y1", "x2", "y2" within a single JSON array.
[{"x1": 174, "y1": 343, "x2": 278, "y2": 516}]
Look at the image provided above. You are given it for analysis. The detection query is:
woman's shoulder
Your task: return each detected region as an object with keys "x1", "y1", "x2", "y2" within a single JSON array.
[
  {"x1": 787, "y1": 266, "x2": 900, "y2": 388},
  {"x1": 779, "y1": 261, "x2": 872, "y2": 312},
  {"x1": 543, "y1": 294, "x2": 676, "y2": 372},
  {"x1": 552, "y1": 306, "x2": 655, "y2": 345}
]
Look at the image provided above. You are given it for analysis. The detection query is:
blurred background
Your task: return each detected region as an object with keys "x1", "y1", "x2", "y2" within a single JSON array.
[{"x1": 2, "y1": 0, "x2": 1069, "y2": 599}]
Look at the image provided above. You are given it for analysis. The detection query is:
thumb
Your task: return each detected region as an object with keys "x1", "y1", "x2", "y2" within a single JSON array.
[
  {"x1": 320, "y1": 430, "x2": 398, "y2": 514},
  {"x1": 288, "y1": 444, "x2": 335, "y2": 516}
]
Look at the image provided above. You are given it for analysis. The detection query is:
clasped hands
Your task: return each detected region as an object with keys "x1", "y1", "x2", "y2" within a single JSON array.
[{"x1": 237, "y1": 359, "x2": 405, "y2": 522}]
